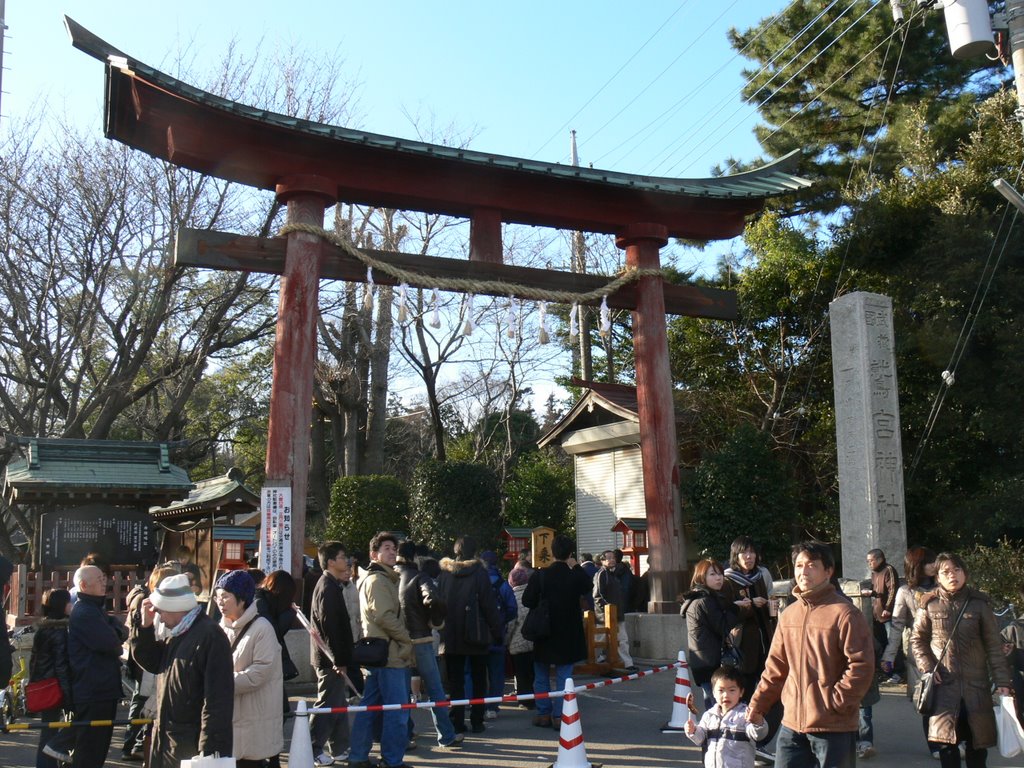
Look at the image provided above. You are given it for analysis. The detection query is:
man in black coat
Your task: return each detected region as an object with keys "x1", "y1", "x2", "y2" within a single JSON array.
[
  {"x1": 0, "y1": 556, "x2": 12, "y2": 690},
  {"x1": 132, "y1": 572, "x2": 234, "y2": 768},
  {"x1": 64, "y1": 564, "x2": 126, "y2": 768},
  {"x1": 437, "y1": 535, "x2": 502, "y2": 735},
  {"x1": 309, "y1": 541, "x2": 355, "y2": 766},
  {"x1": 523, "y1": 534, "x2": 591, "y2": 728}
]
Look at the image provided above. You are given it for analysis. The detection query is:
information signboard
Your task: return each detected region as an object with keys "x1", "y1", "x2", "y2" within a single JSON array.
[
  {"x1": 39, "y1": 505, "x2": 157, "y2": 570},
  {"x1": 259, "y1": 485, "x2": 292, "y2": 572}
]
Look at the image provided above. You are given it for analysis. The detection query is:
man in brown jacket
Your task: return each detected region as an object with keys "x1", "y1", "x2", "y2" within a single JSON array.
[{"x1": 747, "y1": 542, "x2": 874, "y2": 768}]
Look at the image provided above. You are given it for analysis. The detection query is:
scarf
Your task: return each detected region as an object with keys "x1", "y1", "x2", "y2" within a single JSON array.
[
  {"x1": 154, "y1": 605, "x2": 202, "y2": 641},
  {"x1": 724, "y1": 566, "x2": 763, "y2": 589}
]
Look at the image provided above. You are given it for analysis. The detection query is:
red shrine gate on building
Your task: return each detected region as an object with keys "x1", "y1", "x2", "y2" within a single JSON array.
[{"x1": 67, "y1": 17, "x2": 809, "y2": 612}]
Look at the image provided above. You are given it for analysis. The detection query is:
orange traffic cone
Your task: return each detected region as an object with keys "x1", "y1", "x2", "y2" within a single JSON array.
[
  {"x1": 661, "y1": 650, "x2": 696, "y2": 733},
  {"x1": 548, "y1": 677, "x2": 602, "y2": 768}
]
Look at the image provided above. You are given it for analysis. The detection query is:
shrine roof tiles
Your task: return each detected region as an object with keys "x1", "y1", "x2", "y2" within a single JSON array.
[
  {"x1": 149, "y1": 467, "x2": 258, "y2": 519},
  {"x1": 4, "y1": 437, "x2": 193, "y2": 504},
  {"x1": 65, "y1": 16, "x2": 813, "y2": 240}
]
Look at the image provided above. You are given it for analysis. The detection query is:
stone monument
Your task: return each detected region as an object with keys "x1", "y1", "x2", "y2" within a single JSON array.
[{"x1": 830, "y1": 292, "x2": 908, "y2": 577}]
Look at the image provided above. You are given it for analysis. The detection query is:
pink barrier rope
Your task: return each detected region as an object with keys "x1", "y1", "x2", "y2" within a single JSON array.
[{"x1": 302, "y1": 660, "x2": 684, "y2": 714}]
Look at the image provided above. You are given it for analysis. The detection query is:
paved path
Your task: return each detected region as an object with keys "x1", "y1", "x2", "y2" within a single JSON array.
[{"x1": 3, "y1": 667, "x2": 1021, "y2": 766}]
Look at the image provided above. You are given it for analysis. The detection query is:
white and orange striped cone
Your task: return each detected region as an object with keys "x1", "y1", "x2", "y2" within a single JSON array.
[
  {"x1": 288, "y1": 699, "x2": 314, "y2": 766},
  {"x1": 548, "y1": 677, "x2": 602, "y2": 768},
  {"x1": 661, "y1": 650, "x2": 696, "y2": 733}
]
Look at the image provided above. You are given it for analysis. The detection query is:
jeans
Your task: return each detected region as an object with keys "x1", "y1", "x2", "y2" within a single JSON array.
[
  {"x1": 310, "y1": 666, "x2": 349, "y2": 756},
  {"x1": 699, "y1": 681, "x2": 715, "y2": 713},
  {"x1": 37, "y1": 708, "x2": 63, "y2": 768},
  {"x1": 411, "y1": 642, "x2": 457, "y2": 745},
  {"x1": 349, "y1": 666, "x2": 409, "y2": 766},
  {"x1": 534, "y1": 661, "x2": 573, "y2": 720},
  {"x1": 485, "y1": 649, "x2": 506, "y2": 711},
  {"x1": 121, "y1": 678, "x2": 148, "y2": 755},
  {"x1": 775, "y1": 725, "x2": 857, "y2": 768},
  {"x1": 859, "y1": 705, "x2": 873, "y2": 744}
]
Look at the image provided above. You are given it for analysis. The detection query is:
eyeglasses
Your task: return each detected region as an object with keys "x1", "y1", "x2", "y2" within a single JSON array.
[{"x1": 938, "y1": 567, "x2": 964, "y2": 577}]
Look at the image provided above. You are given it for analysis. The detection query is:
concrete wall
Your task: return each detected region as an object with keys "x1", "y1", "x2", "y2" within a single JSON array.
[
  {"x1": 624, "y1": 612, "x2": 686, "y2": 662},
  {"x1": 284, "y1": 626, "x2": 315, "y2": 684}
]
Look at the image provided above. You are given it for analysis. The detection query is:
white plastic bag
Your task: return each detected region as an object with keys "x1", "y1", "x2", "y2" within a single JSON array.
[
  {"x1": 996, "y1": 695, "x2": 1024, "y2": 758},
  {"x1": 181, "y1": 754, "x2": 236, "y2": 768}
]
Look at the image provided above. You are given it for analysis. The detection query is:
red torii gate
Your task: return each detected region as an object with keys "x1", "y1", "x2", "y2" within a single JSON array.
[{"x1": 68, "y1": 18, "x2": 809, "y2": 612}]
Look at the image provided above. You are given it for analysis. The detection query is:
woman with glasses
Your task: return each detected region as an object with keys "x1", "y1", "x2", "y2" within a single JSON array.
[{"x1": 911, "y1": 552, "x2": 1013, "y2": 768}]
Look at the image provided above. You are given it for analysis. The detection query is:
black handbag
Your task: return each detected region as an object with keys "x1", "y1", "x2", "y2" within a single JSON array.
[
  {"x1": 352, "y1": 636, "x2": 389, "y2": 667},
  {"x1": 720, "y1": 641, "x2": 743, "y2": 668},
  {"x1": 915, "y1": 598, "x2": 969, "y2": 716},
  {"x1": 521, "y1": 570, "x2": 551, "y2": 642}
]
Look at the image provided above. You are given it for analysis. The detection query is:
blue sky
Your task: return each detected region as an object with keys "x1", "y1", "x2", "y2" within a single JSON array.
[
  {"x1": 4, "y1": 1, "x2": 792, "y2": 179},
  {"x1": 4, "y1": 1, "x2": 807, "y2": 410}
]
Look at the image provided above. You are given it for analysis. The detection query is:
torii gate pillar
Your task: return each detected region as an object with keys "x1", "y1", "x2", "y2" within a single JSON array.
[
  {"x1": 265, "y1": 175, "x2": 334, "y2": 580},
  {"x1": 616, "y1": 223, "x2": 684, "y2": 614}
]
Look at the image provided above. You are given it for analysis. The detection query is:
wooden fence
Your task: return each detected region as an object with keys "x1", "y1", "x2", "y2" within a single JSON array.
[{"x1": 6, "y1": 565, "x2": 149, "y2": 626}]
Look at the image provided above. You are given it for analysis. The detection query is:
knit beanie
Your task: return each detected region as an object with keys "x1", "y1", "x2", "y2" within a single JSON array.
[
  {"x1": 480, "y1": 550, "x2": 498, "y2": 567},
  {"x1": 508, "y1": 565, "x2": 531, "y2": 587},
  {"x1": 215, "y1": 569, "x2": 256, "y2": 607}
]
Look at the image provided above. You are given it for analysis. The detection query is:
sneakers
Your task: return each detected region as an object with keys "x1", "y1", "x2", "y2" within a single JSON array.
[
  {"x1": 754, "y1": 747, "x2": 775, "y2": 764},
  {"x1": 857, "y1": 741, "x2": 876, "y2": 759},
  {"x1": 931, "y1": 749, "x2": 941, "y2": 760},
  {"x1": 42, "y1": 745, "x2": 72, "y2": 763},
  {"x1": 314, "y1": 752, "x2": 336, "y2": 767},
  {"x1": 335, "y1": 750, "x2": 350, "y2": 762},
  {"x1": 439, "y1": 733, "x2": 464, "y2": 749},
  {"x1": 624, "y1": 665, "x2": 640, "y2": 673},
  {"x1": 484, "y1": 709, "x2": 498, "y2": 720},
  {"x1": 885, "y1": 673, "x2": 903, "y2": 685}
]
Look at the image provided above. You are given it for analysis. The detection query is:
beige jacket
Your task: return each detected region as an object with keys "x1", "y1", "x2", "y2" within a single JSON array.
[
  {"x1": 221, "y1": 602, "x2": 283, "y2": 761},
  {"x1": 750, "y1": 580, "x2": 874, "y2": 733},
  {"x1": 359, "y1": 562, "x2": 413, "y2": 669}
]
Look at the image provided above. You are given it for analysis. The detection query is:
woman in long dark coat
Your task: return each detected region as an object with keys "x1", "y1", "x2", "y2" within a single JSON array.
[
  {"x1": 911, "y1": 552, "x2": 1012, "y2": 768},
  {"x1": 522, "y1": 535, "x2": 591, "y2": 729}
]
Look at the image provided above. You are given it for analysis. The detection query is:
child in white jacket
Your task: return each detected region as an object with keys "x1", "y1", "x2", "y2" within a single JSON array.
[{"x1": 686, "y1": 666, "x2": 768, "y2": 768}]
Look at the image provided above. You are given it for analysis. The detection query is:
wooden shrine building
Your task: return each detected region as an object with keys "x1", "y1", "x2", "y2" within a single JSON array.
[
  {"x1": 66, "y1": 17, "x2": 810, "y2": 612},
  {"x1": 149, "y1": 467, "x2": 261, "y2": 596}
]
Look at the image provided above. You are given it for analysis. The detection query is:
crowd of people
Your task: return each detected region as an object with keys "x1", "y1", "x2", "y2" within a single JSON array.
[
  {"x1": 681, "y1": 537, "x2": 1020, "y2": 768},
  {"x1": 3, "y1": 533, "x2": 1023, "y2": 768}
]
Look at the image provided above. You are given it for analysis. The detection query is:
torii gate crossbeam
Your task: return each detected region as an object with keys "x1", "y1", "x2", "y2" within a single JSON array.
[{"x1": 67, "y1": 17, "x2": 810, "y2": 612}]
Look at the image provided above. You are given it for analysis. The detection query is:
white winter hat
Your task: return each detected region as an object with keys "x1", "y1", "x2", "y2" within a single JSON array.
[{"x1": 150, "y1": 573, "x2": 198, "y2": 612}]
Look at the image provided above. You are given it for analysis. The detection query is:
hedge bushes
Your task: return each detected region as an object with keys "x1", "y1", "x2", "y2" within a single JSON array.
[
  {"x1": 325, "y1": 475, "x2": 409, "y2": 559},
  {"x1": 408, "y1": 460, "x2": 502, "y2": 555}
]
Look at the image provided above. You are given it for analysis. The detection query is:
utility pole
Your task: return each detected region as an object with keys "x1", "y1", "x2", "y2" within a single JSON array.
[
  {"x1": 0, "y1": 0, "x2": 7, "y2": 127},
  {"x1": 1006, "y1": 0, "x2": 1024, "y2": 129},
  {"x1": 570, "y1": 130, "x2": 593, "y2": 381}
]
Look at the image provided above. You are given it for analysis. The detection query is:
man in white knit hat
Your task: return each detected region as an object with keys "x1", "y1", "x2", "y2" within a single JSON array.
[{"x1": 131, "y1": 573, "x2": 234, "y2": 768}]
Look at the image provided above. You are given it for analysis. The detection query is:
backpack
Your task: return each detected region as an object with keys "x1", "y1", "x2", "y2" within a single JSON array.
[{"x1": 491, "y1": 572, "x2": 518, "y2": 626}]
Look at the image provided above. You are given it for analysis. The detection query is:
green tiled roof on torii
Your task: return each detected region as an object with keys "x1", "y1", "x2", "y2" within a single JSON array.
[{"x1": 65, "y1": 17, "x2": 812, "y2": 241}]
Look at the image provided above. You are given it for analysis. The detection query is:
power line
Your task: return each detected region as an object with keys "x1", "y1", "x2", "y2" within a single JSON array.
[
  {"x1": 529, "y1": 0, "x2": 695, "y2": 161},
  {"x1": 662, "y1": 0, "x2": 882, "y2": 177},
  {"x1": 593, "y1": 2, "x2": 796, "y2": 170}
]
